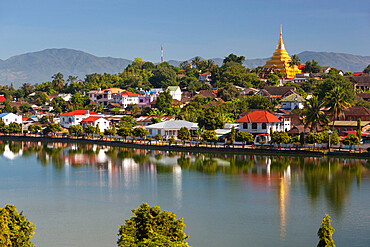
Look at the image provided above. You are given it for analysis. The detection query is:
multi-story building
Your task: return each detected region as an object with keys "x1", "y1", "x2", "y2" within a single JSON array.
[{"x1": 59, "y1": 110, "x2": 98, "y2": 129}]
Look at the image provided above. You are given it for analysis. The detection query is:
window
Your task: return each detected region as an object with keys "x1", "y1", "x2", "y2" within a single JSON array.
[
  {"x1": 243, "y1": 123, "x2": 248, "y2": 129},
  {"x1": 252, "y1": 123, "x2": 257, "y2": 129},
  {"x1": 262, "y1": 123, "x2": 267, "y2": 129}
]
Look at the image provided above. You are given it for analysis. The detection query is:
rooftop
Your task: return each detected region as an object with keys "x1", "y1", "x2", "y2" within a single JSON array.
[
  {"x1": 235, "y1": 110, "x2": 282, "y2": 123},
  {"x1": 59, "y1": 110, "x2": 97, "y2": 117}
]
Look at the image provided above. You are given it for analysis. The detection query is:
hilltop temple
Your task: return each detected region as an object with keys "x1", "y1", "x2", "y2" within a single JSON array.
[{"x1": 263, "y1": 25, "x2": 301, "y2": 78}]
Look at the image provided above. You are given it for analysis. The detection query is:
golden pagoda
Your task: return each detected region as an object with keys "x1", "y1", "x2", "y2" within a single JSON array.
[{"x1": 263, "y1": 25, "x2": 301, "y2": 78}]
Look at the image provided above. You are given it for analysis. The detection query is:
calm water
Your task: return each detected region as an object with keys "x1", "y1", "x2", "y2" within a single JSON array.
[{"x1": 0, "y1": 141, "x2": 369, "y2": 247}]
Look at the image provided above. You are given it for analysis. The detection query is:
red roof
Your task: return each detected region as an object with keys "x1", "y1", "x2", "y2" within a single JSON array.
[
  {"x1": 199, "y1": 72, "x2": 211, "y2": 76},
  {"x1": 80, "y1": 116, "x2": 102, "y2": 123},
  {"x1": 121, "y1": 90, "x2": 140, "y2": 97},
  {"x1": 353, "y1": 72, "x2": 363, "y2": 76},
  {"x1": 298, "y1": 64, "x2": 306, "y2": 69},
  {"x1": 342, "y1": 131, "x2": 368, "y2": 137},
  {"x1": 59, "y1": 110, "x2": 97, "y2": 117},
  {"x1": 0, "y1": 95, "x2": 5, "y2": 103},
  {"x1": 235, "y1": 110, "x2": 282, "y2": 123}
]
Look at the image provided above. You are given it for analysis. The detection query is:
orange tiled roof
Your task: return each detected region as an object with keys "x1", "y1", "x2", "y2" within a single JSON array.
[
  {"x1": 121, "y1": 90, "x2": 140, "y2": 97},
  {"x1": 235, "y1": 110, "x2": 282, "y2": 123},
  {"x1": 59, "y1": 110, "x2": 97, "y2": 117},
  {"x1": 80, "y1": 116, "x2": 102, "y2": 122}
]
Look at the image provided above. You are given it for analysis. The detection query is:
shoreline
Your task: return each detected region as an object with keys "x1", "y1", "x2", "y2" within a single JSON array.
[{"x1": 0, "y1": 135, "x2": 369, "y2": 159}]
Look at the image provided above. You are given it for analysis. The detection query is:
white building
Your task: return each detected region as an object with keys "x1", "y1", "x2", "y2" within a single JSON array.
[
  {"x1": 59, "y1": 110, "x2": 98, "y2": 129},
  {"x1": 199, "y1": 72, "x2": 211, "y2": 82},
  {"x1": 145, "y1": 120, "x2": 198, "y2": 140},
  {"x1": 236, "y1": 110, "x2": 291, "y2": 134},
  {"x1": 279, "y1": 93, "x2": 306, "y2": 111},
  {"x1": 113, "y1": 90, "x2": 140, "y2": 108},
  {"x1": 0, "y1": 113, "x2": 22, "y2": 125},
  {"x1": 167, "y1": 86, "x2": 182, "y2": 101},
  {"x1": 80, "y1": 116, "x2": 110, "y2": 133},
  {"x1": 235, "y1": 110, "x2": 291, "y2": 145}
]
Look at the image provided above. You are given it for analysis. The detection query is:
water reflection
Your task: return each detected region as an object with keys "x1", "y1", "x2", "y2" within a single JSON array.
[{"x1": 0, "y1": 140, "x2": 369, "y2": 232}]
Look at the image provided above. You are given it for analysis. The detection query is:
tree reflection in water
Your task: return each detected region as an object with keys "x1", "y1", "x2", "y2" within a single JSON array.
[{"x1": 0, "y1": 140, "x2": 368, "y2": 214}]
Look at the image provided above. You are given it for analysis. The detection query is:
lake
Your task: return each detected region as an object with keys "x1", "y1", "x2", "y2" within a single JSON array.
[{"x1": 0, "y1": 140, "x2": 369, "y2": 247}]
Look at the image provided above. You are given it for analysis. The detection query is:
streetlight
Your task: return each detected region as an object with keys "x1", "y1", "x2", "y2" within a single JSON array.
[{"x1": 328, "y1": 130, "x2": 332, "y2": 152}]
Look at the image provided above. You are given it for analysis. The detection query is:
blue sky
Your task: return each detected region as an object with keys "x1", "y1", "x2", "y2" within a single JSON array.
[{"x1": 0, "y1": 0, "x2": 369, "y2": 62}]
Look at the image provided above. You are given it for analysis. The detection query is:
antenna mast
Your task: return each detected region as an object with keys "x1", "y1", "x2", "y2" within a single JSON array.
[{"x1": 161, "y1": 44, "x2": 164, "y2": 63}]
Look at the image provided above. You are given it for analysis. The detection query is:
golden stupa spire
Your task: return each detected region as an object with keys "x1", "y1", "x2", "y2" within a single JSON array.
[
  {"x1": 276, "y1": 24, "x2": 285, "y2": 50},
  {"x1": 263, "y1": 24, "x2": 301, "y2": 78}
]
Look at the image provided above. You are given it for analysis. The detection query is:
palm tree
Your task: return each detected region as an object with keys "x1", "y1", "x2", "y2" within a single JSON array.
[
  {"x1": 52, "y1": 72, "x2": 65, "y2": 91},
  {"x1": 325, "y1": 86, "x2": 352, "y2": 130},
  {"x1": 302, "y1": 96, "x2": 329, "y2": 132},
  {"x1": 289, "y1": 54, "x2": 301, "y2": 68}
]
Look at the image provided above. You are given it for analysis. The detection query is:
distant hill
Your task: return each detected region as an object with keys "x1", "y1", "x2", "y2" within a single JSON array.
[
  {"x1": 168, "y1": 52, "x2": 370, "y2": 72},
  {"x1": 0, "y1": 48, "x2": 132, "y2": 87},
  {"x1": 0, "y1": 48, "x2": 369, "y2": 87}
]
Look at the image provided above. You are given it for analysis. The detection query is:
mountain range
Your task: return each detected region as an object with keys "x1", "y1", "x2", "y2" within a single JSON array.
[{"x1": 0, "y1": 48, "x2": 369, "y2": 87}]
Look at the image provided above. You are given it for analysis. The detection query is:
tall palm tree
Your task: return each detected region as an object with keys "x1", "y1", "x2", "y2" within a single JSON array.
[
  {"x1": 289, "y1": 54, "x2": 301, "y2": 68},
  {"x1": 325, "y1": 86, "x2": 352, "y2": 130},
  {"x1": 52, "y1": 72, "x2": 65, "y2": 91},
  {"x1": 302, "y1": 96, "x2": 329, "y2": 132}
]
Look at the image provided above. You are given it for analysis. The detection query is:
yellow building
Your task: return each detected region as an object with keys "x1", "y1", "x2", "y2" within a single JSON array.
[{"x1": 263, "y1": 25, "x2": 301, "y2": 79}]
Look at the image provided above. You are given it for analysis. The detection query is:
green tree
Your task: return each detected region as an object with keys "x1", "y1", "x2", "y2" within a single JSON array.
[
  {"x1": 267, "y1": 74, "x2": 280, "y2": 86},
  {"x1": 69, "y1": 125, "x2": 83, "y2": 136},
  {"x1": 325, "y1": 86, "x2": 351, "y2": 130},
  {"x1": 228, "y1": 126, "x2": 236, "y2": 144},
  {"x1": 342, "y1": 134, "x2": 360, "y2": 146},
  {"x1": 8, "y1": 122, "x2": 22, "y2": 133},
  {"x1": 289, "y1": 54, "x2": 301, "y2": 67},
  {"x1": 149, "y1": 66, "x2": 179, "y2": 88},
  {"x1": 201, "y1": 130, "x2": 218, "y2": 143},
  {"x1": 117, "y1": 127, "x2": 132, "y2": 139},
  {"x1": 306, "y1": 132, "x2": 323, "y2": 144},
  {"x1": 217, "y1": 83, "x2": 240, "y2": 101},
  {"x1": 84, "y1": 125, "x2": 96, "y2": 136},
  {"x1": 117, "y1": 203, "x2": 189, "y2": 247},
  {"x1": 317, "y1": 214, "x2": 335, "y2": 247},
  {"x1": 155, "y1": 91, "x2": 173, "y2": 112},
  {"x1": 104, "y1": 125, "x2": 117, "y2": 136},
  {"x1": 223, "y1": 53, "x2": 245, "y2": 65},
  {"x1": 356, "y1": 118, "x2": 362, "y2": 140},
  {"x1": 28, "y1": 124, "x2": 42, "y2": 133},
  {"x1": 154, "y1": 134, "x2": 162, "y2": 141},
  {"x1": 19, "y1": 103, "x2": 31, "y2": 113},
  {"x1": 178, "y1": 127, "x2": 191, "y2": 142},
  {"x1": 235, "y1": 131, "x2": 254, "y2": 144},
  {"x1": 119, "y1": 116, "x2": 137, "y2": 129},
  {"x1": 197, "y1": 108, "x2": 224, "y2": 130},
  {"x1": 43, "y1": 122, "x2": 62, "y2": 134},
  {"x1": 322, "y1": 131, "x2": 339, "y2": 145},
  {"x1": 270, "y1": 131, "x2": 290, "y2": 144},
  {"x1": 52, "y1": 72, "x2": 65, "y2": 91},
  {"x1": 303, "y1": 96, "x2": 329, "y2": 131},
  {"x1": 302, "y1": 59, "x2": 321, "y2": 73},
  {"x1": 0, "y1": 204, "x2": 36, "y2": 247},
  {"x1": 132, "y1": 127, "x2": 149, "y2": 139}
]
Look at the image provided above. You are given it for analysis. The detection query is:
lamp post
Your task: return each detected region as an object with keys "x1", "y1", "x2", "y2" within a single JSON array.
[{"x1": 328, "y1": 130, "x2": 332, "y2": 152}]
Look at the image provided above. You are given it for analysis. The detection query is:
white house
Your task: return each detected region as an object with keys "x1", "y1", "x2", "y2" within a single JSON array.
[
  {"x1": 279, "y1": 93, "x2": 306, "y2": 111},
  {"x1": 145, "y1": 120, "x2": 198, "y2": 140},
  {"x1": 49, "y1": 93, "x2": 72, "y2": 102},
  {"x1": 0, "y1": 113, "x2": 22, "y2": 125},
  {"x1": 235, "y1": 110, "x2": 291, "y2": 144},
  {"x1": 113, "y1": 90, "x2": 140, "y2": 108},
  {"x1": 199, "y1": 72, "x2": 211, "y2": 82},
  {"x1": 59, "y1": 110, "x2": 98, "y2": 129},
  {"x1": 167, "y1": 86, "x2": 182, "y2": 101},
  {"x1": 80, "y1": 116, "x2": 110, "y2": 133}
]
